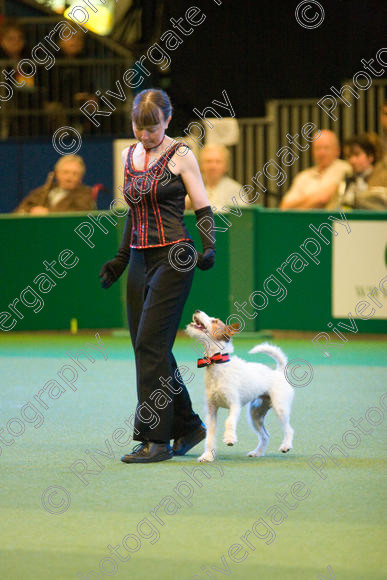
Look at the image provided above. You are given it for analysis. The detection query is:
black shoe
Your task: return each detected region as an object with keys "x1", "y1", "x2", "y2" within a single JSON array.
[
  {"x1": 121, "y1": 442, "x2": 173, "y2": 464},
  {"x1": 172, "y1": 423, "x2": 206, "y2": 456}
]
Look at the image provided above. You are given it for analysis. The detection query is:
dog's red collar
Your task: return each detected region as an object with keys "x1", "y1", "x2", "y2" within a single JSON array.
[{"x1": 197, "y1": 352, "x2": 230, "y2": 368}]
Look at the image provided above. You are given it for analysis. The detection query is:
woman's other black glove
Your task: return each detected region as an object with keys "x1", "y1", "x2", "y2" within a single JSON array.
[
  {"x1": 99, "y1": 213, "x2": 132, "y2": 289},
  {"x1": 195, "y1": 205, "x2": 216, "y2": 270}
]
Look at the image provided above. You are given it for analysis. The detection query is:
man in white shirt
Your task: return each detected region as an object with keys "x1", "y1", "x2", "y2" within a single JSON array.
[
  {"x1": 280, "y1": 130, "x2": 351, "y2": 209},
  {"x1": 186, "y1": 144, "x2": 242, "y2": 211}
]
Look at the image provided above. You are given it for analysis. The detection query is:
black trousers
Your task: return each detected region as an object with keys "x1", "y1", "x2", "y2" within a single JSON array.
[{"x1": 126, "y1": 241, "x2": 202, "y2": 443}]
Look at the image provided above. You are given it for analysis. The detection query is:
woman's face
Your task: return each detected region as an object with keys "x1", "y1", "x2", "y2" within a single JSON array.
[
  {"x1": 344, "y1": 145, "x2": 374, "y2": 174},
  {"x1": 132, "y1": 111, "x2": 171, "y2": 149}
]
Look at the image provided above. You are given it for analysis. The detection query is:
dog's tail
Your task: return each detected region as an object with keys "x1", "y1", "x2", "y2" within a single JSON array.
[{"x1": 248, "y1": 342, "x2": 288, "y2": 370}]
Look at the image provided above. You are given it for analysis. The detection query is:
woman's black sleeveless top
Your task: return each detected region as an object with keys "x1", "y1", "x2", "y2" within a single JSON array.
[{"x1": 123, "y1": 142, "x2": 193, "y2": 249}]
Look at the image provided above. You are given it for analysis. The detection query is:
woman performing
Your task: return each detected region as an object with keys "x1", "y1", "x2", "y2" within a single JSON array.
[{"x1": 99, "y1": 89, "x2": 216, "y2": 463}]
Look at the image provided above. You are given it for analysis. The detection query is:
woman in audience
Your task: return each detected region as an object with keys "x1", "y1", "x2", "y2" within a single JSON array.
[{"x1": 327, "y1": 134, "x2": 387, "y2": 210}]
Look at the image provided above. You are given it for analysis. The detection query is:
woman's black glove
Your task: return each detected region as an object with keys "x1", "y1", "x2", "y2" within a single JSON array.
[
  {"x1": 99, "y1": 213, "x2": 132, "y2": 289},
  {"x1": 195, "y1": 205, "x2": 216, "y2": 270}
]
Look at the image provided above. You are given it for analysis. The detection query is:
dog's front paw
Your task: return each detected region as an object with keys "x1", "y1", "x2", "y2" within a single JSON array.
[
  {"x1": 198, "y1": 452, "x2": 215, "y2": 462},
  {"x1": 223, "y1": 433, "x2": 237, "y2": 446}
]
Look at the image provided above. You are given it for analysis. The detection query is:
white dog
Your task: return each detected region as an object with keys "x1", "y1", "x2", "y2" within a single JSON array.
[{"x1": 185, "y1": 310, "x2": 295, "y2": 462}]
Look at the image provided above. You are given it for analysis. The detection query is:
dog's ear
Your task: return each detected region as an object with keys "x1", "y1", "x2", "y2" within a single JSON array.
[{"x1": 225, "y1": 323, "x2": 240, "y2": 337}]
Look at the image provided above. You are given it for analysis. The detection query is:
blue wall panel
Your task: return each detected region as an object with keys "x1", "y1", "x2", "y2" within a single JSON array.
[
  {"x1": 0, "y1": 142, "x2": 21, "y2": 213},
  {"x1": 0, "y1": 139, "x2": 114, "y2": 213}
]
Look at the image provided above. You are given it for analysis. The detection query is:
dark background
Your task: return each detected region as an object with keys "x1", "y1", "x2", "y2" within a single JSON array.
[
  {"x1": 162, "y1": 0, "x2": 387, "y2": 127},
  {"x1": 4, "y1": 0, "x2": 387, "y2": 120}
]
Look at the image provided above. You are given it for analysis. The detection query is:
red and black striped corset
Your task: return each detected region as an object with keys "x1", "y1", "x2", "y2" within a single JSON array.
[{"x1": 123, "y1": 142, "x2": 193, "y2": 249}]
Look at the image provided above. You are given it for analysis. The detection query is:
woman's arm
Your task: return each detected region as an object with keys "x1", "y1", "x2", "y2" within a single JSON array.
[
  {"x1": 171, "y1": 146, "x2": 215, "y2": 270},
  {"x1": 172, "y1": 147, "x2": 210, "y2": 210}
]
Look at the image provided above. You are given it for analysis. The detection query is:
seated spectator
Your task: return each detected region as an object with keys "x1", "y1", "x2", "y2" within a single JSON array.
[
  {"x1": 280, "y1": 130, "x2": 350, "y2": 209},
  {"x1": 0, "y1": 19, "x2": 24, "y2": 58},
  {"x1": 186, "y1": 144, "x2": 243, "y2": 210},
  {"x1": 326, "y1": 134, "x2": 387, "y2": 210},
  {"x1": 14, "y1": 155, "x2": 95, "y2": 214},
  {"x1": 0, "y1": 19, "x2": 32, "y2": 87}
]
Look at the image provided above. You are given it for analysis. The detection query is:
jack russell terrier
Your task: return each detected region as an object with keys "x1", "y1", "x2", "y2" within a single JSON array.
[{"x1": 185, "y1": 310, "x2": 294, "y2": 462}]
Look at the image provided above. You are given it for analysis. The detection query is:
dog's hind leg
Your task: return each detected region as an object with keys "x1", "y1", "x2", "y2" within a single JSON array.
[
  {"x1": 223, "y1": 402, "x2": 241, "y2": 446},
  {"x1": 247, "y1": 396, "x2": 271, "y2": 457},
  {"x1": 270, "y1": 392, "x2": 294, "y2": 453},
  {"x1": 198, "y1": 404, "x2": 218, "y2": 462}
]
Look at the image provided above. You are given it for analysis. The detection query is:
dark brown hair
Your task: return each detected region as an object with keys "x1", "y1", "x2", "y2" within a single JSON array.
[
  {"x1": 344, "y1": 134, "x2": 377, "y2": 162},
  {"x1": 131, "y1": 89, "x2": 173, "y2": 128}
]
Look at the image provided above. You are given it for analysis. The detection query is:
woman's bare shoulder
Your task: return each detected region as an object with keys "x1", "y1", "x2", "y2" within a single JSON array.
[
  {"x1": 121, "y1": 146, "x2": 132, "y2": 166},
  {"x1": 170, "y1": 142, "x2": 197, "y2": 169}
]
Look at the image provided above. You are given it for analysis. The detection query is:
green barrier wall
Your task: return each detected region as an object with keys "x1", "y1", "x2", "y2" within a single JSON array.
[
  {"x1": 1, "y1": 209, "x2": 386, "y2": 333},
  {"x1": 0, "y1": 212, "x2": 123, "y2": 332}
]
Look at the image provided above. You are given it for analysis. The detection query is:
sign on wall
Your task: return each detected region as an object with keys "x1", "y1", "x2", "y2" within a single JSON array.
[{"x1": 332, "y1": 220, "x2": 387, "y2": 319}]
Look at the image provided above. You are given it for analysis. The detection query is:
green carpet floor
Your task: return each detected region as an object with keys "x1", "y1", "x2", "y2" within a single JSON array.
[{"x1": 0, "y1": 332, "x2": 386, "y2": 580}]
